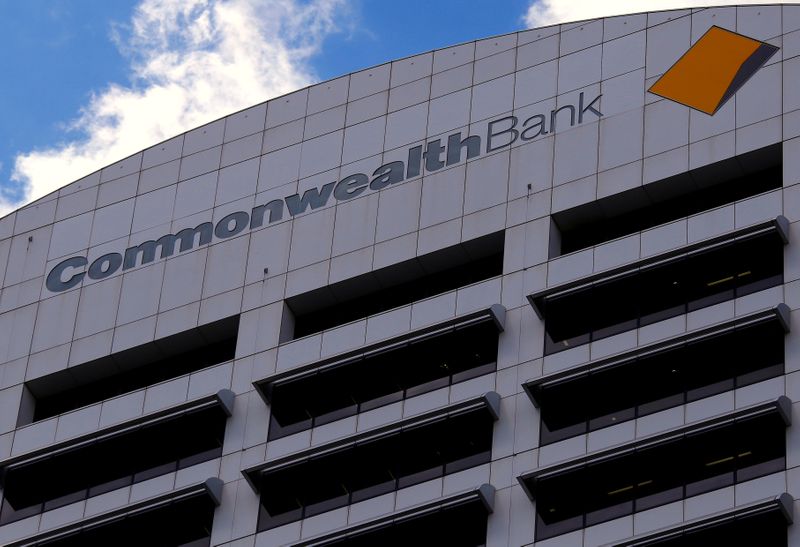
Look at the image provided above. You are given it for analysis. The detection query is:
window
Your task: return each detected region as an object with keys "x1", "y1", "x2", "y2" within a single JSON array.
[
  {"x1": 286, "y1": 231, "x2": 504, "y2": 339},
  {"x1": 260, "y1": 307, "x2": 503, "y2": 440},
  {"x1": 0, "y1": 393, "x2": 231, "y2": 526},
  {"x1": 551, "y1": 144, "x2": 781, "y2": 256},
  {"x1": 9, "y1": 480, "x2": 222, "y2": 547},
  {"x1": 532, "y1": 221, "x2": 786, "y2": 355},
  {"x1": 247, "y1": 397, "x2": 498, "y2": 532},
  {"x1": 304, "y1": 491, "x2": 493, "y2": 547},
  {"x1": 522, "y1": 404, "x2": 788, "y2": 541},
  {"x1": 26, "y1": 315, "x2": 239, "y2": 423},
  {"x1": 615, "y1": 494, "x2": 792, "y2": 546},
  {"x1": 527, "y1": 309, "x2": 787, "y2": 445}
]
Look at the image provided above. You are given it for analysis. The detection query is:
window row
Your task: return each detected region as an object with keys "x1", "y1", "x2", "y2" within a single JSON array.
[
  {"x1": 287, "y1": 231, "x2": 504, "y2": 339},
  {"x1": 0, "y1": 395, "x2": 231, "y2": 526},
  {"x1": 522, "y1": 405, "x2": 788, "y2": 541},
  {"x1": 534, "y1": 223, "x2": 786, "y2": 355},
  {"x1": 9, "y1": 479, "x2": 221, "y2": 547},
  {"x1": 615, "y1": 494, "x2": 792, "y2": 546},
  {"x1": 528, "y1": 310, "x2": 787, "y2": 445},
  {"x1": 248, "y1": 399, "x2": 498, "y2": 532},
  {"x1": 639, "y1": 509, "x2": 788, "y2": 547},
  {"x1": 552, "y1": 143, "x2": 781, "y2": 256},
  {"x1": 262, "y1": 309, "x2": 502, "y2": 440},
  {"x1": 298, "y1": 487, "x2": 494, "y2": 547},
  {"x1": 28, "y1": 315, "x2": 239, "y2": 423}
]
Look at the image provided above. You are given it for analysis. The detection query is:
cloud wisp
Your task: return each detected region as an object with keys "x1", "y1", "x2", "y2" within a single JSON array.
[
  {"x1": 2, "y1": 0, "x2": 346, "y2": 217},
  {"x1": 524, "y1": 0, "x2": 794, "y2": 28}
]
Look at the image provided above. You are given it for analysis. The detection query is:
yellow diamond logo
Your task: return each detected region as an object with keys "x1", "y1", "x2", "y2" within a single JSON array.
[{"x1": 648, "y1": 26, "x2": 779, "y2": 115}]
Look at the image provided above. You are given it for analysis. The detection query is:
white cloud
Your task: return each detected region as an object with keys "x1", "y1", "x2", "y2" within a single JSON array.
[
  {"x1": 524, "y1": 0, "x2": 796, "y2": 28},
  {"x1": 2, "y1": 0, "x2": 347, "y2": 217}
]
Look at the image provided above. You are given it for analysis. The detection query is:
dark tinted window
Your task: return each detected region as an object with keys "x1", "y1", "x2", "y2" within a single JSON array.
[
  {"x1": 322, "y1": 498, "x2": 490, "y2": 547},
  {"x1": 30, "y1": 491, "x2": 216, "y2": 547},
  {"x1": 266, "y1": 319, "x2": 500, "y2": 440},
  {"x1": 287, "y1": 232, "x2": 504, "y2": 339},
  {"x1": 539, "y1": 228, "x2": 784, "y2": 355},
  {"x1": 528, "y1": 411, "x2": 786, "y2": 541},
  {"x1": 532, "y1": 316, "x2": 785, "y2": 444},
  {"x1": 256, "y1": 408, "x2": 495, "y2": 532},
  {"x1": 645, "y1": 509, "x2": 787, "y2": 546},
  {"x1": 28, "y1": 316, "x2": 239, "y2": 422},
  {"x1": 1, "y1": 405, "x2": 228, "y2": 526},
  {"x1": 552, "y1": 144, "x2": 781, "y2": 255}
]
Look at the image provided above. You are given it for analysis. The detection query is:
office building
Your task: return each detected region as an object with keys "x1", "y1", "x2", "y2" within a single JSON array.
[{"x1": 0, "y1": 5, "x2": 799, "y2": 545}]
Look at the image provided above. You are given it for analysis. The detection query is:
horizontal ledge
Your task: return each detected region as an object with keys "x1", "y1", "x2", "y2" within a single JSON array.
[
  {"x1": 0, "y1": 389, "x2": 234, "y2": 473},
  {"x1": 522, "y1": 304, "x2": 790, "y2": 407},
  {"x1": 6, "y1": 478, "x2": 223, "y2": 547},
  {"x1": 254, "y1": 304, "x2": 506, "y2": 404},
  {"x1": 242, "y1": 392, "x2": 500, "y2": 492},
  {"x1": 528, "y1": 216, "x2": 789, "y2": 318},
  {"x1": 617, "y1": 492, "x2": 793, "y2": 546},
  {"x1": 517, "y1": 396, "x2": 792, "y2": 500},
  {"x1": 293, "y1": 484, "x2": 496, "y2": 547}
]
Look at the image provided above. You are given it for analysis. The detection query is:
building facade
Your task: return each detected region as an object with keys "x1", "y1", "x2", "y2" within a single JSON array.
[{"x1": 0, "y1": 4, "x2": 799, "y2": 546}]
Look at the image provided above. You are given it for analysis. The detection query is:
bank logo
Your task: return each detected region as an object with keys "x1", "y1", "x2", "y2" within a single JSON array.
[{"x1": 648, "y1": 26, "x2": 779, "y2": 115}]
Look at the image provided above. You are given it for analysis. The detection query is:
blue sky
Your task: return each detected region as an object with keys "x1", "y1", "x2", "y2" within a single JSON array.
[
  {"x1": 0, "y1": 0, "x2": 788, "y2": 216},
  {"x1": 0, "y1": 1, "x2": 136, "y2": 203}
]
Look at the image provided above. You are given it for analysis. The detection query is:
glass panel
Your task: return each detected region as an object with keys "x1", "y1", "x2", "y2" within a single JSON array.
[
  {"x1": 397, "y1": 466, "x2": 443, "y2": 489},
  {"x1": 685, "y1": 472, "x2": 734, "y2": 497},
  {"x1": 583, "y1": 456, "x2": 635, "y2": 526},
  {"x1": 178, "y1": 447, "x2": 222, "y2": 469},
  {"x1": 535, "y1": 512, "x2": 584, "y2": 542},
  {"x1": 736, "y1": 414, "x2": 786, "y2": 483},
  {"x1": 267, "y1": 412, "x2": 312, "y2": 441},
  {"x1": 359, "y1": 390, "x2": 403, "y2": 412},
  {"x1": 585, "y1": 500, "x2": 633, "y2": 527},
  {"x1": 0, "y1": 499, "x2": 43, "y2": 525},
  {"x1": 537, "y1": 375, "x2": 588, "y2": 421},
  {"x1": 42, "y1": 490, "x2": 87, "y2": 512},
  {"x1": 636, "y1": 486, "x2": 683, "y2": 512},
  {"x1": 88, "y1": 475, "x2": 133, "y2": 497},
  {"x1": 445, "y1": 451, "x2": 491, "y2": 475},
  {"x1": 451, "y1": 361, "x2": 496, "y2": 384},
  {"x1": 533, "y1": 467, "x2": 586, "y2": 537},
  {"x1": 133, "y1": 461, "x2": 178, "y2": 483},
  {"x1": 638, "y1": 258, "x2": 686, "y2": 327},
  {"x1": 591, "y1": 275, "x2": 639, "y2": 341},
  {"x1": 737, "y1": 274, "x2": 782, "y2": 297},
  {"x1": 637, "y1": 393, "x2": 684, "y2": 417},
  {"x1": 540, "y1": 420, "x2": 587, "y2": 446},
  {"x1": 685, "y1": 244, "x2": 736, "y2": 312},
  {"x1": 684, "y1": 425, "x2": 736, "y2": 497},
  {"x1": 587, "y1": 363, "x2": 638, "y2": 431},
  {"x1": 737, "y1": 457, "x2": 785, "y2": 483},
  {"x1": 639, "y1": 304, "x2": 685, "y2": 327},
  {"x1": 405, "y1": 376, "x2": 449, "y2": 398},
  {"x1": 350, "y1": 479, "x2": 395, "y2": 504},
  {"x1": 737, "y1": 363, "x2": 783, "y2": 388},
  {"x1": 536, "y1": 374, "x2": 589, "y2": 446},
  {"x1": 543, "y1": 288, "x2": 593, "y2": 353},
  {"x1": 588, "y1": 408, "x2": 636, "y2": 432},
  {"x1": 313, "y1": 404, "x2": 358, "y2": 428},
  {"x1": 544, "y1": 331, "x2": 591, "y2": 355},
  {"x1": 257, "y1": 504, "x2": 302, "y2": 532},
  {"x1": 303, "y1": 492, "x2": 349, "y2": 518},
  {"x1": 636, "y1": 437, "x2": 684, "y2": 510},
  {"x1": 686, "y1": 379, "x2": 734, "y2": 403}
]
